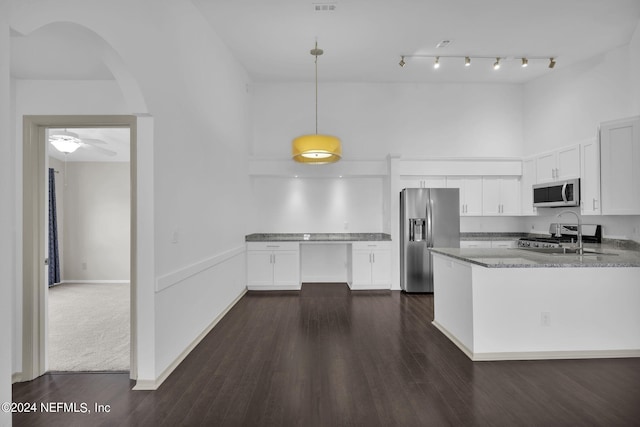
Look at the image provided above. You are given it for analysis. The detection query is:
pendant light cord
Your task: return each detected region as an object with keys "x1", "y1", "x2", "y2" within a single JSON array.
[{"x1": 314, "y1": 43, "x2": 319, "y2": 135}]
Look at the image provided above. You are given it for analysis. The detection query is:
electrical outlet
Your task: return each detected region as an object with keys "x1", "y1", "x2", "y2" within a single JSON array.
[
  {"x1": 171, "y1": 230, "x2": 179, "y2": 244},
  {"x1": 541, "y1": 312, "x2": 551, "y2": 327},
  {"x1": 344, "y1": 222, "x2": 349, "y2": 230}
]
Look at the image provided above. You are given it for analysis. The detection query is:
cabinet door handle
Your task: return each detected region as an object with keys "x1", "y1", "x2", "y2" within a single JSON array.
[
  {"x1": 372, "y1": 253, "x2": 375, "y2": 263},
  {"x1": 593, "y1": 198, "x2": 597, "y2": 210}
]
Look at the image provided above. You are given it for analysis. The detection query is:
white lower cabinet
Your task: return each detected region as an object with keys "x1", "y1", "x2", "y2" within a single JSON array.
[
  {"x1": 490, "y1": 240, "x2": 516, "y2": 249},
  {"x1": 460, "y1": 240, "x2": 516, "y2": 248},
  {"x1": 460, "y1": 241, "x2": 491, "y2": 248},
  {"x1": 350, "y1": 242, "x2": 391, "y2": 290},
  {"x1": 247, "y1": 242, "x2": 300, "y2": 290}
]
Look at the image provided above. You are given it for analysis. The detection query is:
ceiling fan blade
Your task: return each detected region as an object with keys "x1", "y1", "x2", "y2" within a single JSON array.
[
  {"x1": 82, "y1": 138, "x2": 107, "y2": 145},
  {"x1": 83, "y1": 143, "x2": 117, "y2": 157}
]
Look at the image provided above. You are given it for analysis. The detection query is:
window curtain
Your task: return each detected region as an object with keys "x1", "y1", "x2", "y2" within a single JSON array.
[{"x1": 48, "y1": 168, "x2": 61, "y2": 287}]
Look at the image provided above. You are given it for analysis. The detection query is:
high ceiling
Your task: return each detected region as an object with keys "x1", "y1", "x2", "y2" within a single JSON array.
[
  {"x1": 9, "y1": 0, "x2": 640, "y2": 85},
  {"x1": 8, "y1": 1, "x2": 640, "y2": 160},
  {"x1": 192, "y1": 0, "x2": 640, "y2": 84}
]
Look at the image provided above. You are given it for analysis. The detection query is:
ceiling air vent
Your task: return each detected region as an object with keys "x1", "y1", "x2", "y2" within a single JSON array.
[{"x1": 314, "y1": 3, "x2": 337, "y2": 12}]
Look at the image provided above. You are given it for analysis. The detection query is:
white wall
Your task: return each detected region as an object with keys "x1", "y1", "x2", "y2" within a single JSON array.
[
  {"x1": 62, "y1": 162, "x2": 130, "y2": 281},
  {"x1": 250, "y1": 176, "x2": 384, "y2": 233},
  {"x1": 523, "y1": 210, "x2": 640, "y2": 242},
  {"x1": 523, "y1": 29, "x2": 640, "y2": 156},
  {"x1": 10, "y1": 0, "x2": 252, "y2": 386},
  {"x1": 1, "y1": 2, "x2": 14, "y2": 424},
  {"x1": 252, "y1": 82, "x2": 524, "y2": 160},
  {"x1": 251, "y1": 82, "x2": 524, "y2": 235},
  {"x1": 522, "y1": 24, "x2": 640, "y2": 242}
]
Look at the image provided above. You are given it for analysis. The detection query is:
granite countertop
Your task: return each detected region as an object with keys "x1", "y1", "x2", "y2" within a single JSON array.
[
  {"x1": 430, "y1": 246, "x2": 640, "y2": 268},
  {"x1": 246, "y1": 233, "x2": 392, "y2": 242}
]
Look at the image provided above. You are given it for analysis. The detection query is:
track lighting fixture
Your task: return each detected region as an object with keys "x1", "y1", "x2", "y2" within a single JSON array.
[{"x1": 398, "y1": 55, "x2": 557, "y2": 71}]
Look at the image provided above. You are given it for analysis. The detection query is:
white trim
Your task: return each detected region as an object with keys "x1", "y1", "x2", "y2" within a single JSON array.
[
  {"x1": 432, "y1": 320, "x2": 474, "y2": 359},
  {"x1": 471, "y1": 349, "x2": 640, "y2": 361},
  {"x1": 12, "y1": 373, "x2": 23, "y2": 384},
  {"x1": 433, "y1": 321, "x2": 640, "y2": 361},
  {"x1": 57, "y1": 280, "x2": 131, "y2": 284},
  {"x1": 247, "y1": 285, "x2": 301, "y2": 291},
  {"x1": 349, "y1": 284, "x2": 391, "y2": 290},
  {"x1": 249, "y1": 158, "x2": 387, "y2": 177},
  {"x1": 132, "y1": 288, "x2": 247, "y2": 391},
  {"x1": 155, "y1": 245, "x2": 245, "y2": 293}
]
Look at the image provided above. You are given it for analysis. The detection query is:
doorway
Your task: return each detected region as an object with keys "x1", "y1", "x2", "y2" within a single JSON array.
[
  {"x1": 22, "y1": 115, "x2": 138, "y2": 380},
  {"x1": 47, "y1": 127, "x2": 130, "y2": 371}
]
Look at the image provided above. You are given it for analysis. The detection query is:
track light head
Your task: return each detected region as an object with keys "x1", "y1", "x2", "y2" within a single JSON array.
[
  {"x1": 399, "y1": 56, "x2": 406, "y2": 67},
  {"x1": 521, "y1": 58, "x2": 528, "y2": 67},
  {"x1": 433, "y1": 57, "x2": 440, "y2": 69},
  {"x1": 464, "y1": 56, "x2": 471, "y2": 67},
  {"x1": 493, "y1": 57, "x2": 501, "y2": 70},
  {"x1": 549, "y1": 57, "x2": 556, "y2": 69}
]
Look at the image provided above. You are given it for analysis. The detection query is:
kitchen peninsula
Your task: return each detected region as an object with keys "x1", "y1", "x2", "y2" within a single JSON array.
[
  {"x1": 430, "y1": 247, "x2": 640, "y2": 361},
  {"x1": 246, "y1": 233, "x2": 392, "y2": 291}
]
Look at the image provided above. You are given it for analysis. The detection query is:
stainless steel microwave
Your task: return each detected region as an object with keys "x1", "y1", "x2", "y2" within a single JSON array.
[{"x1": 532, "y1": 178, "x2": 580, "y2": 208}]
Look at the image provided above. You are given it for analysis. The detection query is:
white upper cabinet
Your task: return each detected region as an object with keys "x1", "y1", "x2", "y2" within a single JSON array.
[
  {"x1": 482, "y1": 177, "x2": 521, "y2": 215},
  {"x1": 600, "y1": 116, "x2": 640, "y2": 215},
  {"x1": 521, "y1": 157, "x2": 537, "y2": 216},
  {"x1": 580, "y1": 138, "x2": 601, "y2": 215},
  {"x1": 446, "y1": 177, "x2": 483, "y2": 216},
  {"x1": 535, "y1": 145, "x2": 581, "y2": 183},
  {"x1": 400, "y1": 176, "x2": 447, "y2": 189}
]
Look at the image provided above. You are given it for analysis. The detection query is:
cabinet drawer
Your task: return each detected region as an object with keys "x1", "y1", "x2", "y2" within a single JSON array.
[
  {"x1": 247, "y1": 242, "x2": 299, "y2": 251},
  {"x1": 460, "y1": 240, "x2": 491, "y2": 248},
  {"x1": 352, "y1": 241, "x2": 391, "y2": 251}
]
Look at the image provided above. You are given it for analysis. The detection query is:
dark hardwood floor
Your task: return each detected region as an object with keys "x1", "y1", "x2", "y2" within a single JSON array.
[{"x1": 13, "y1": 283, "x2": 640, "y2": 426}]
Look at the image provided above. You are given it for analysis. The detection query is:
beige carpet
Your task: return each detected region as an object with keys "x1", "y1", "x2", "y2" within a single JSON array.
[{"x1": 48, "y1": 283, "x2": 130, "y2": 372}]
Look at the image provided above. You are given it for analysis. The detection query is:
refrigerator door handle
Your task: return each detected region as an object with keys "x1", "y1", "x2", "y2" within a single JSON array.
[{"x1": 427, "y1": 197, "x2": 434, "y2": 247}]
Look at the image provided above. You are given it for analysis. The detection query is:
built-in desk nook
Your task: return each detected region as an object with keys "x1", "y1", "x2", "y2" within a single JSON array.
[{"x1": 245, "y1": 233, "x2": 392, "y2": 290}]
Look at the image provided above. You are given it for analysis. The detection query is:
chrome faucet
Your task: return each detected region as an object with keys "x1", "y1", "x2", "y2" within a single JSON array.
[{"x1": 556, "y1": 210, "x2": 583, "y2": 254}]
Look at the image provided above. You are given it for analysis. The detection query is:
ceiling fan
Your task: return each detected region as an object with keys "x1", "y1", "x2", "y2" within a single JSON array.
[{"x1": 49, "y1": 129, "x2": 116, "y2": 157}]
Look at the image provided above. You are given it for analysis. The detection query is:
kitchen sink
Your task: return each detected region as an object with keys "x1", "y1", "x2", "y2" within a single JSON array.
[{"x1": 516, "y1": 247, "x2": 616, "y2": 256}]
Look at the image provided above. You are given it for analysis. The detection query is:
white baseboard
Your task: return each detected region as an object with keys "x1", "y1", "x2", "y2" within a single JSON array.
[
  {"x1": 349, "y1": 283, "x2": 391, "y2": 290},
  {"x1": 12, "y1": 372, "x2": 23, "y2": 384},
  {"x1": 472, "y1": 349, "x2": 640, "y2": 361},
  {"x1": 133, "y1": 288, "x2": 247, "y2": 391},
  {"x1": 432, "y1": 320, "x2": 640, "y2": 361},
  {"x1": 59, "y1": 280, "x2": 130, "y2": 284},
  {"x1": 432, "y1": 320, "x2": 474, "y2": 359}
]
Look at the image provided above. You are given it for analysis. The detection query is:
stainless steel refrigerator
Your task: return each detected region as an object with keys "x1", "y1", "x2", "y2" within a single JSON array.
[{"x1": 400, "y1": 188, "x2": 460, "y2": 293}]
